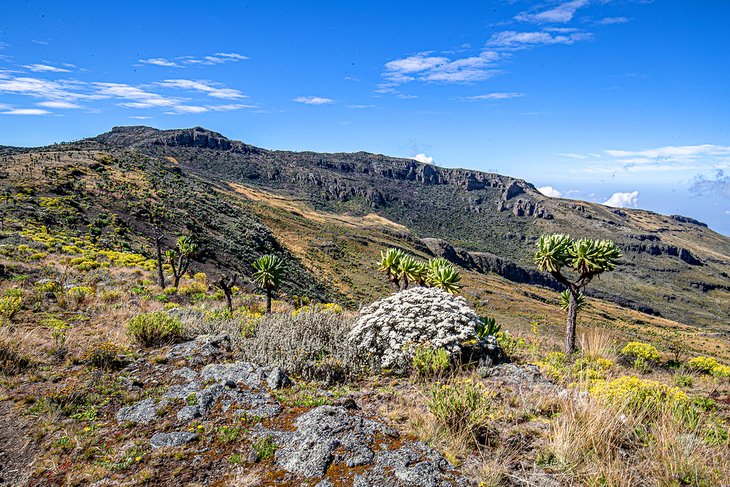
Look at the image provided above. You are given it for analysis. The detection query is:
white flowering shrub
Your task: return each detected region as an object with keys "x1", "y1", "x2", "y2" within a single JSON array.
[{"x1": 348, "y1": 287, "x2": 479, "y2": 369}]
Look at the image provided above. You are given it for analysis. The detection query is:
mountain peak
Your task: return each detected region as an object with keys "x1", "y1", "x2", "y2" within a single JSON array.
[{"x1": 92, "y1": 125, "x2": 247, "y2": 152}]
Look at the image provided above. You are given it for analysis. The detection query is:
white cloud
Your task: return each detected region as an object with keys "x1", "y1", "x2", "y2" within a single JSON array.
[
  {"x1": 1, "y1": 108, "x2": 51, "y2": 115},
  {"x1": 413, "y1": 153, "x2": 433, "y2": 164},
  {"x1": 23, "y1": 63, "x2": 71, "y2": 73},
  {"x1": 603, "y1": 191, "x2": 639, "y2": 208},
  {"x1": 558, "y1": 152, "x2": 588, "y2": 159},
  {"x1": 382, "y1": 51, "x2": 500, "y2": 88},
  {"x1": 158, "y1": 79, "x2": 246, "y2": 99},
  {"x1": 36, "y1": 100, "x2": 81, "y2": 109},
  {"x1": 140, "y1": 52, "x2": 249, "y2": 67},
  {"x1": 140, "y1": 58, "x2": 180, "y2": 67},
  {"x1": 384, "y1": 54, "x2": 448, "y2": 74},
  {"x1": 537, "y1": 186, "x2": 563, "y2": 198},
  {"x1": 488, "y1": 30, "x2": 593, "y2": 49},
  {"x1": 293, "y1": 96, "x2": 335, "y2": 105},
  {"x1": 94, "y1": 82, "x2": 180, "y2": 108},
  {"x1": 465, "y1": 92, "x2": 524, "y2": 100},
  {"x1": 604, "y1": 144, "x2": 730, "y2": 160},
  {"x1": 129, "y1": 115, "x2": 152, "y2": 120},
  {"x1": 515, "y1": 0, "x2": 589, "y2": 23},
  {"x1": 597, "y1": 17, "x2": 629, "y2": 25}
]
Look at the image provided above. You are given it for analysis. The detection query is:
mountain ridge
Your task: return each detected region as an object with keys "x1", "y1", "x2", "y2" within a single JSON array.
[{"x1": 4, "y1": 125, "x2": 730, "y2": 334}]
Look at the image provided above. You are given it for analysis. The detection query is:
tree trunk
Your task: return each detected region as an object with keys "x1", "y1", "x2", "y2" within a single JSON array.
[
  {"x1": 266, "y1": 288, "x2": 272, "y2": 313},
  {"x1": 155, "y1": 236, "x2": 166, "y2": 289},
  {"x1": 224, "y1": 291, "x2": 233, "y2": 314},
  {"x1": 565, "y1": 287, "x2": 579, "y2": 353},
  {"x1": 173, "y1": 274, "x2": 181, "y2": 288}
]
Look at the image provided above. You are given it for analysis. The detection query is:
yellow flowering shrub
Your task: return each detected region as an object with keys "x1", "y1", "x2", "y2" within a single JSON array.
[
  {"x1": 621, "y1": 342, "x2": 661, "y2": 362},
  {"x1": 590, "y1": 376, "x2": 690, "y2": 418},
  {"x1": 689, "y1": 356, "x2": 730, "y2": 380}
]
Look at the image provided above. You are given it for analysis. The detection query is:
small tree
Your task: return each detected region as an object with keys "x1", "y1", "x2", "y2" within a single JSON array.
[
  {"x1": 214, "y1": 274, "x2": 238, "y2": 314},
  {"x1": 252, "y1": 254, "x2": 284, "y2": 313},
  {"x1": 378, "y1": 248, "x2": 405, "y2": 290},
  {"x1": 535, "y1": 234, "x2": 621, "y2": 353},
  {"x1": 396, "y1": 255, "x2": 422, "y2": 290},
  {"x1": 166, "y1": 236, "x2": 198, "y2": 288},
  {"x1": 426, "y1": 260, "x2": 462, "y2": 294}
]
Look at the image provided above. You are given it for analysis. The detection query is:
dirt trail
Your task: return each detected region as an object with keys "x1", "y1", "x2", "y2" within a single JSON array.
[{"x1": 0, "y1": 399, "x2": 36, "y2": 486}]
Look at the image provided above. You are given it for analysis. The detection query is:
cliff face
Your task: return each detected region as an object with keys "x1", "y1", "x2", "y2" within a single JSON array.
[{"x1": 57, "y1": 126, "x2": 730, "y2": 328}]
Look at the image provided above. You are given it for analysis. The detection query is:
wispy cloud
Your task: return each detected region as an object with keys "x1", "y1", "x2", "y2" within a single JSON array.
[
  {"x1": 571, "y1": 144, "x2": 730, "y2": 176},
  {"x1": 465, "y1": 92, "x2": 524, "y2": 100},
  {"x1": 158, "y1": 79, "x2": 247, "y2": 99},
  {"x1": 1, "y1": 108, "x2": 51, "y2": 115},
  {"x1": 24, "y1": 63, "x2": 71, "y2": 73},
  {"x1": 36, "y1": 101, "x2": 81, "y2": 109},
  {"x1": 0, "y1": 71, "x2": 253, "y2": 115},
  {"x1": 293, "y1": 96, "x2": 335, "y2": 105},
  {"x1": 380, "y1": 51, "x2": 500, "y2": 90},
  {"x1": 603, "y1": 191, "x2": 639, "y2": 208},
  {"x1": 604, "y1": 144, "x2": 730, "y2": 160},
  {"x1": 597, "y1": 16, "x2": 630, "y2": 25},
  {"x1": 487, "y1": 30, "x2": 593, "y2": 49},
  {"x1": 690, "y1": 170, "x2": 730, "y2": 198},
  {"x1": 558, "y1": 152, "x2": 589, "y2": 159},
  {"x1": 514, "y1": 0, "x2": 589, "y2": 23},
  {"x1": 139, "y1": 52, "x2": 249, "y2": 68}
]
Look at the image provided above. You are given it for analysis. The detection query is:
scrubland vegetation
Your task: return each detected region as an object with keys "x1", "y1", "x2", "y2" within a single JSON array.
[
  {"x1": 0, "y1": 222, "x2": 728, "y2": 486},
  {"x1": 0, "y1": 144, "x2": 728, "y2": 485}
]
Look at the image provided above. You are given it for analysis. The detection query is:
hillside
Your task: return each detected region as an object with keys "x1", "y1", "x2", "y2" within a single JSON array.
[
  {"x1": 1, "y1": 126, "x2": 729, "y2": 486},
  {"x1": 29, "y1": 125, "x2": 730, "y2": 330}
]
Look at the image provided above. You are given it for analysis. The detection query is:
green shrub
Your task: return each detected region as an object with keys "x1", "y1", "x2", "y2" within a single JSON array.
[
  {"x1": 66, "y1": 286, "x2": 95, "y2": 305},
  {"x1": 99, "y1": 289, "x2": 121, "y2": 303},
  {"x1": 429, "y1": 377, "x2": 492, "y2": 442},
  {"x1": 475, "y1": 316, "x2": 501, "y2": 339},
  {"x1": 411, "y1": 345, "x2": 450, "y2": 378},
  {"x1": 126, "y1": 311, "x2": 182, "y2": 347},
  {"x1": 0, "y1": 296, "x2": 22, "y2": 323},
  {"x1": 673, "y1": 373, "x2": 694, "y2": 388},
  {"x1": 251, "y1": 435, "x2": 277, "y2": 461},
  {"x1": 81, "y1": 341, "x2": 129, "y2": 370}
]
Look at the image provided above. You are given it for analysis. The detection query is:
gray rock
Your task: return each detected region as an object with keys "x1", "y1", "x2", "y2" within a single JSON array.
[
  {"x1": 177, "y1": 405, "x2": 201, "y2": 421},
  {"x1": 172, "y1": 367, "x2": 198, "y2": 381},
  {"x1": 115, "y1": 398, "x2": 167, "y2": 425},
  {"x1": 266, "y1": 367, "x2": 291, "y2": 389},
  {"x1": 201, "y1": 361, "x2": 262, "y2": 389},
  {"x1": 149, "y1": 432, "x2": 198, "y2": 449},
  {"x1": 275, "y1": 406, "x2": 396, "y2": 478},
  {"x1": 167, "y1": 334, "x2": 231, "y2": 365}
]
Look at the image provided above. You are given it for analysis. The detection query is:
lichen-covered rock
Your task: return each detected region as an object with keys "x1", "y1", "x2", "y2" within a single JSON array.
[
  {"x1": 115, "y1": 398, "x2": 167, "y2": 425},
  {"x1": 348, "y1": 287, "x2": 479, "y2": 368},
  {"x1": 149, "y1": 432, "x2": 198, "y2": 449},
  {"x1": 269, "y1": 406, "x2": 467, "y2": 485}
]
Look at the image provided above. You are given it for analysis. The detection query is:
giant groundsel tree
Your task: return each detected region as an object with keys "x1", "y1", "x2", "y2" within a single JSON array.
[
  {"x1": 535, "y1": 234, "x2": 621, "y2": 353},
  {"x1": 253, "y1": 254, "x2": 285, "y2": 313}
]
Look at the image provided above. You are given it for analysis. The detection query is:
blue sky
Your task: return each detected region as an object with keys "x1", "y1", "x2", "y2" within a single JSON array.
[{"x1": 1, "y1": 1, "x2": 729, "y2": 234}]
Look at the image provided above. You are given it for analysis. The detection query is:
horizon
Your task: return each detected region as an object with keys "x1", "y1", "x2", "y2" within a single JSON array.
[{"x1": 1, "y1": 1, "x2": 729, "y2": 235}]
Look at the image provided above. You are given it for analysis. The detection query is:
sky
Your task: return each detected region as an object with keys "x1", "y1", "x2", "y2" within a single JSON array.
[{"x1": 1, "y1": 1, "x2": 729, "y2": 235}]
